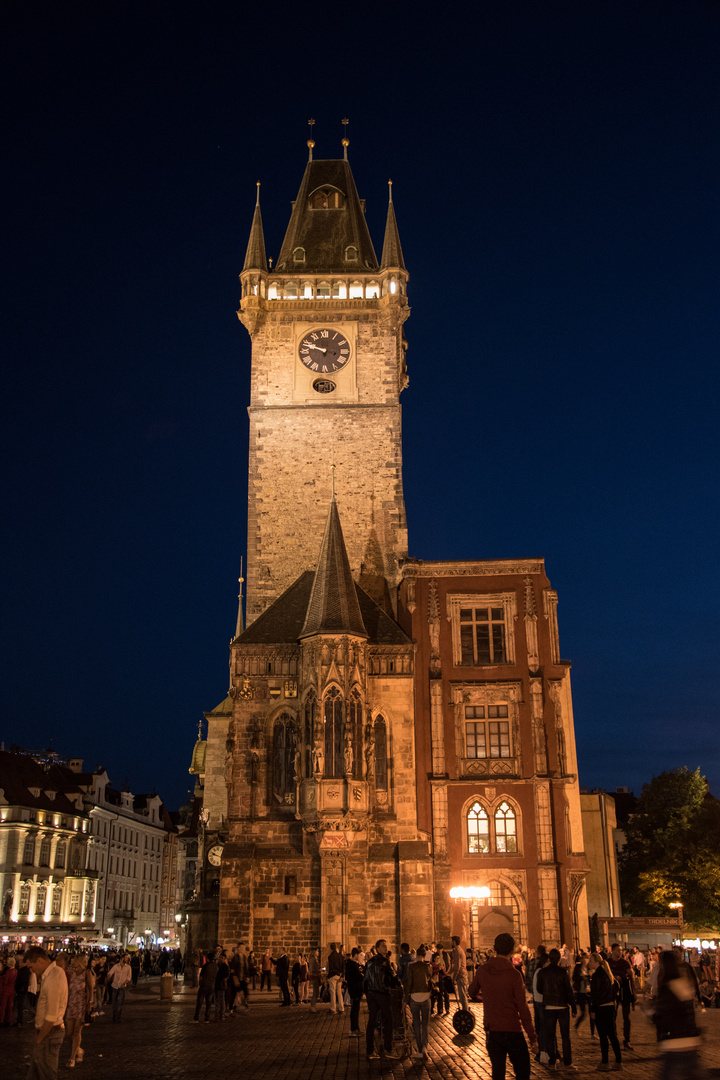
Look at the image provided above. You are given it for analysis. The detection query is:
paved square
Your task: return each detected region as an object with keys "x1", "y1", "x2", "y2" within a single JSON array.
[{"x1": 4, "y1": 981, "x2": 720, "y2": 1079}]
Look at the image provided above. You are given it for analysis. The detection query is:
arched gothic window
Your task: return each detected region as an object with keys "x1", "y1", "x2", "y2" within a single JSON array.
[
  {"x1": 304, "y1": 693, "x2": 316, "y2": 778},
  {"x1": 324, "y1": 688, "x2": 344, "y2": 778},
  {"x1": 374, "y1": 716, "x2": 388, "y2": 791},
  {"x1": 272, "y1": 714, "x2": 298, "y2": 806},
  {"x1": 467, "y1": 802, "x2": 490, "y2": 853},
  {"x1": 494, "y1": 801, "x2": 518, "y2": 852},
  {"x1": 348, "y1": 691, "x2": 363, "y2": 779}
]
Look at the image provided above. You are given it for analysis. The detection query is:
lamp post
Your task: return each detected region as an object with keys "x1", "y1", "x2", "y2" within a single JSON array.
[
  {"x1": 450, "y1": 886, "x2": 492, "y2": 955},
  {"x1": 669, "y1": 901, "x2": 684, "y2": 944}
]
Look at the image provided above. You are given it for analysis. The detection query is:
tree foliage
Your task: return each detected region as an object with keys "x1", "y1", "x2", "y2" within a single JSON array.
[{"x1": 618, "y1": 767, "x2": 720, "y2": 931}]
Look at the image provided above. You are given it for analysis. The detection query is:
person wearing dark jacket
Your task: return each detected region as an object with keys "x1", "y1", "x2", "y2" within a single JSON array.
[
  {"x1": 589, "y1": 952, "x2": 622, "y2": 1071},
  {"x1": 363, "y1": 939, "x2": 398, "y2": 1062},
  {"x1": 345, "y1": 948, "x2": 365, "y2": 1035},
  {"x1": 469, "y1": 933, "x2": 538, "y2": 1080},
  {"x1": 536, "y1": 948, "x2": 577, "y2": 1070},
  {"x1": 193, "y1": 954, "x2": 218, "y2": 1023},
  {"x1": 608, "y1": 943, "x2": 636, "y2": 1050},
  {"x1": 274, "y1": 950, "x2": 291, "y2": 1006},
  {"x1": 651, "y1": 951, "x2": 701, "y2": 1080}
]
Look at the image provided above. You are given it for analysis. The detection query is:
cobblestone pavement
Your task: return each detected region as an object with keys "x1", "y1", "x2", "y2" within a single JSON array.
[{"x1": 4, "y1": 981, "x2": 720, "y2": 1079}]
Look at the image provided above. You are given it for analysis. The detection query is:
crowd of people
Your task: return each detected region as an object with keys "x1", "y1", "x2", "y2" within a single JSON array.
[{"x1": 2, "y1": 935, "x2": 717, "y2": 1079}]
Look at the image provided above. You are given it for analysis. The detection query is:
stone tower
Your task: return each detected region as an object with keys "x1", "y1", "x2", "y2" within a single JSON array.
[{"x1": 237, "y1": 147, "x2": 410, "y2": 623}]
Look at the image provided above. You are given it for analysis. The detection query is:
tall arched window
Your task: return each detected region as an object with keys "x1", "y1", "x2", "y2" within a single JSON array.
[
  {"x1": 324, "y1": 688, "x2": 344, "y2": 778},
  {"x1": 272, "y1": 714, "x2": 298, "y2": 805},
  {"x1": 348, "y1": 691, "x2": 363, "y2": 779},
  {"x1": 494, "y1": 801, "x2": 518, "y2": 852},
  {"x1": 304, "y1": 693, "x2": 316, "y2": 779},
  {"x1": 467, "y1": 802, "x2": 490, "y2": 853},
  {"x1": 374, "y1": 716, "x2": 388, "y2": 791},
  {"x1": 51, "y1": 885, "x2": 62, "y2": 915}
]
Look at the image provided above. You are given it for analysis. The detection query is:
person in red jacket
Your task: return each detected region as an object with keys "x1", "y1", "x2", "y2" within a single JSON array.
[{"x1": 469, "y1": 933, "x2": 538, "y2": 1080}]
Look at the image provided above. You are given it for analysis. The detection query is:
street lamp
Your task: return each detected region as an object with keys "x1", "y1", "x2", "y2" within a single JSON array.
[
  {"x1": 450, "y1": 886, "x2": 492, "y2": 954},
  {"x1": 669, "y1": 901, "x2": 684, "y2": 944}
]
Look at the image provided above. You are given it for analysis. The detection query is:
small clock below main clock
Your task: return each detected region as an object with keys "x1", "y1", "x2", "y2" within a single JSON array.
[
  {"x1": 298, "y1": 328, "x2": 351, "y2": 373},
  {"x1": 207, "y1": 844, "x2": 224, "y2": 867}
]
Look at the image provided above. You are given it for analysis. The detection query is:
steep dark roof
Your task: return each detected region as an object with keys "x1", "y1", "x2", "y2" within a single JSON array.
[
  {"x1": 235, "y1": 571, "x2": 409, "y2": 647},
  {"x1": 380, "y1": 186, "x2": 406, "y2": 271},
  {"x1": 242, "y1": 195, "x2": 268, "y2": 273},
  {"x1": 0, "y1": 750, "x2": 84, "y2": 814},
  {"x1": 301, "y1": 498, "x2": 367, "y2": 639},
  {"x1": 275, "y1": 159, "x2": 378, "y2": 274}
]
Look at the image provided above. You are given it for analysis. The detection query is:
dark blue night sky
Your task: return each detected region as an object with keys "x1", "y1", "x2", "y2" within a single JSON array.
[{"x1": 3, "y1": 1, "x2": 719, "y2": 809}]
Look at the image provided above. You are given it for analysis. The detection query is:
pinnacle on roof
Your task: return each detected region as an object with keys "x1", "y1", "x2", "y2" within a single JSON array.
[
  {"x1": 300, "y1": 497, "x2": 368, "y2": 639},
  {"x1": 275, "y1": 158, "x2": 378, "y2": 274},
  {"x1": 242, "y1": 182, "x2": 268, "y2": 273},
  {"x1": 380, "y1": 180, "x2": 405, "y2": 271}
]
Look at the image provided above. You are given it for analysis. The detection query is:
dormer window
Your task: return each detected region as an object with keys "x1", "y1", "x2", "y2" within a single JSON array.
[
  {"x1": 310, "y1": 188, "x2": 344, "y2": 209},
  {"x1": 293, "y1": 247, "x2": 305, "y2": 264},
  {"x1": 345, "y1": 245, "x2": 358, "y2": 262}
]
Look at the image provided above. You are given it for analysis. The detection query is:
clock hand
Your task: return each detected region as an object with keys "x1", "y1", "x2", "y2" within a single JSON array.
[{"x1": 306, "y1": 344, "x2": 327, "y2": 353}]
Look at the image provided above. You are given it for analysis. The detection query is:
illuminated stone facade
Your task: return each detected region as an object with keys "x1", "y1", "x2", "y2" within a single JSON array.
[{"x1": 199, "y1": 148, "x2": 590, "y2": 955}]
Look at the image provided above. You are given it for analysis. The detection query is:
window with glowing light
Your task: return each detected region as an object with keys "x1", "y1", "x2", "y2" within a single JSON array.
[
  {"x1": 332, "y1": 281, "x2": 347, "y2": 299},
  {"x1": 349, "y1": 280, "x2": 363, "y2": 299},
  {"x1": 316, "y1": 281, "x2": 330, "y2": 299},
  {"x1": 366, "y1": 281, "x2": 379, "y2": 299},
  {"x1": 467, "y1": 802, "x2": 490, "y2": 853},
  {"x1": 495, "y1": 802, "x2": 518, "y2": 852},
  {"x1": 465, "y1": 705, "x2": 511, "y2": 759}
]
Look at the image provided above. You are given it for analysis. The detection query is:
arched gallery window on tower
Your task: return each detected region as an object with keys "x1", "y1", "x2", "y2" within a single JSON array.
[
  {"x1": 272, "y1": 714, "x2": 298, "y2": 806},
  {"x1": 349, "y1": 690, "x2": 363, "y2": 779},
  {"x1": 466, "y1": 799, "x2": 519, "y2": 855},
  {"x1": 324, "y1": 687, "x2": 344, "y2": 778},
  {"x1": 374, "y1": 715, "x2": 388, "y2": 791},
  {"x1": 304, "y1": 693, "x2": 316, "y2": 778}
]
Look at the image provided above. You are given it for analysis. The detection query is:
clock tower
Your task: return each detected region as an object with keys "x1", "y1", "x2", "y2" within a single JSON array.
[{"x1": 238, "y1": 142, "x2": 409, "y2": 623}]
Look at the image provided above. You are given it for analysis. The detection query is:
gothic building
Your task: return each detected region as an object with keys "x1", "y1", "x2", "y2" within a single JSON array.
[{"x1": 195, "y1": 140, "x2": 589, "y2": 954}]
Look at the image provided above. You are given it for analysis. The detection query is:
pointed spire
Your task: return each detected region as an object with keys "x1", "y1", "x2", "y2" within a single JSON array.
[
  {"x1": 380, "y1": 180, "x2": 406, "y2": 271},
  {"x1": 300, "y1": 498, "x2": 368, "y2": 639},
  {"x1": 242, "y1": 183, "x2": 268, "y2": 272},
  {"x1": 234, "y1": 559, "x2": 245, "y2": 638}
]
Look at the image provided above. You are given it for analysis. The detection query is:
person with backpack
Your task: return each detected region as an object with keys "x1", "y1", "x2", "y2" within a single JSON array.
[
  {"x1": 589, "y1": 951, "x2": 622, "y2": 1071},
  {"x1": 363, "y1": 939, "x2": 398, "y2": 1062},
  {"x1": 536, "y1": 948, "x2": 577, "y2": 1071}
]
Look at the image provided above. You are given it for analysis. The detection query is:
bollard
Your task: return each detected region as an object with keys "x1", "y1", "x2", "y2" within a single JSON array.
[{"x1": 160, "y1": 972, "x2": 174, "y2": 1002}]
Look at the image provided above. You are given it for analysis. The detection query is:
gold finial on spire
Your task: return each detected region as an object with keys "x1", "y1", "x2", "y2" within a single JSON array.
[
  {"x1": 234, "y1": 558, "x2": 245, "y2": 639},
  {"x1": 388, "y1": 179, "x2": 393, "y2": 203},
  {"x1": 341, "y1": 118, "x2": 349, "y2": 160},
  {"x1": 255, "y1": 181, "x2": 261, "y2": 207},
  {"x1": 308, "y1": 118, "x2": 316, "y2": 161}
]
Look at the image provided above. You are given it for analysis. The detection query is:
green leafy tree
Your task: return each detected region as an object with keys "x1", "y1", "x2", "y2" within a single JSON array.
[{"x1": 618, "y1": 767, "x2": 720, "y2": 930}]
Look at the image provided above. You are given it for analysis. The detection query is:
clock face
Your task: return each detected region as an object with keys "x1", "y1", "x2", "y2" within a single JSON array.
[
  {"x1": 298, "y1": 328, "x2": 351, "y2": 374},
  {"x1": 207, "y1": 844, "x2": 223, "y2": 867}
]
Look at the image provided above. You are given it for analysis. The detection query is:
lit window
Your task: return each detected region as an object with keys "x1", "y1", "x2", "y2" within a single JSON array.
[
  {"x1": 332, "y1": 282, "x2": 347, "y2": 299},
  {"x1": 316, "y1": 282, "x2": 330, "y2": 299},
  {"x1": 70, "y1": 892, "x2": 80, "y2": 915},
  {"x1": 302, "y1": 282, "x2": 313, "y2": 299},
  {"x1": 285, "y1": 284, "x2": 298, "y2": 299},
  {"x1": 495, "y1": 802, "x2": 518, "y2": 852},
  {"x1": 268, "y1": 282, "x2": 278, "y2": 299},
  {"x1": 467, "y1": 802, "x2": 490, "y2": 853},
  {"x1": 349, "y1": 281, "x2": 363, "y2": 299},
  {"x1": 366, "y1": 281, "x2": 379, "y2": 299}
]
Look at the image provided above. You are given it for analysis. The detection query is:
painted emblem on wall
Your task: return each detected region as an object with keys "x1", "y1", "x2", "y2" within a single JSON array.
[{"x1": 320, "y1": 832, "x2": 349, "y2": 850}]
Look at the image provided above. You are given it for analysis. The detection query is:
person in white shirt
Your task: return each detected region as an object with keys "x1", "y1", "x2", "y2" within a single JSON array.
[
  {"x1": 24, "y1": 946, "x2": 68, "y2": 1080},
  {"x1": 449, "y1": 936, "x2": 469, "y2": 1011},
  {"x1": 107, "y1": 954, "x2": 133, "y2": 1022}
]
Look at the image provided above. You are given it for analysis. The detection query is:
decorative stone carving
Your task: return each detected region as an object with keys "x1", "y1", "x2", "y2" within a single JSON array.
[
  {"x1": 312, "y1": 741, "x2": 324, "y2": 777},
  {"x1": 405, "y1": 576, "x2": 416, "y2": 614},
  {"x1": 428, "y1": 579, "x2": 442, "y2": 677},
  {"x1": 524, "y1": 577, "x2": 539, "y2": 672},
  {"x1": 549, "y1": 681, "x2": 567, "y2": 776},
  {"x1": 529, "y1": 678, "x2": 548, "y2": 774},
  {"x1": 344, "y1": 742, "x2": 353, "y2": 776},
  {"x1": 543, "y1": 589, "x2": 560, "y2": 664}
]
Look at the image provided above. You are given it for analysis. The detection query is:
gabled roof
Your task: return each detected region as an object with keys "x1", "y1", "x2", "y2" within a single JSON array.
[
  {"x1": 235, "y1": 571, "x2": 410, "y2": 647},
  {"x1": 301, "y1": 497, "x2": 367, "y2": 639},
  {"x1": 275, "y1": 159, "x2": 378, "y2": 274},
  {"x1": 0, "y1": 750, "x2": 86, "y2": 814}
]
